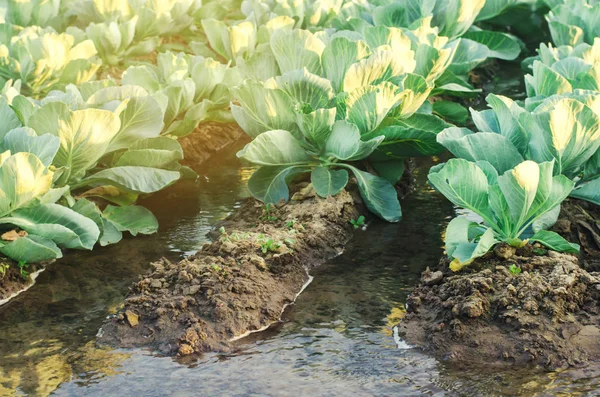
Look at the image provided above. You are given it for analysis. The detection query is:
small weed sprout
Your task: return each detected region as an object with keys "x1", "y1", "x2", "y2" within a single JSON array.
[
  {"x1": 509, "y1": 264, "x2": 522, "y2": 276},
  {"x1": 219, "y1": 227, "x2": 231, "y2": 242},
  {"x1": 17, "y1": 261, "x2": 29, "y2": 280},
  {"x1": 260, "y1": 239, "x2": 280, "y2": 254},
  {"x1": 350, "y1": 216, "x2": 365, "y2": 229},
  {"x1": 0, "y1": 263, "x2": 9, "y2": 279},
  {"x1": 286, "y1": 220, "x2": 296, "y2": 230},
  {"x1": 210, "y1": 264, "x2": 228, "y2": 277},
  {"x1": 262, "y1": 204, "x2": 278, "y2": 222}
]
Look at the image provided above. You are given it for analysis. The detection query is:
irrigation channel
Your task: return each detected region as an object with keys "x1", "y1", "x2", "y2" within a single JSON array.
[{"x1": 1, "y1": 122, "x2": 600, "y2": 395}]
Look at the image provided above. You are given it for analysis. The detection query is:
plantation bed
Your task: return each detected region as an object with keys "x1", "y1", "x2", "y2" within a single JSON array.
[
  {"x1": 179, "y1": 122, "x2": 247, "y2": 168},
  {"x1": 397, "y1": 249, "x2": 600, "y2": 370},
  {"x1": 98, "y1": 187, "x2": 364, "y2": 355},
  {"x1": 0, "y1": 265, "x2": 45, "y2": 307}
]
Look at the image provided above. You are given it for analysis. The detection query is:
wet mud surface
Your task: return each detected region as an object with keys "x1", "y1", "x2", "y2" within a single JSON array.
[
  {"x1": 399, "y1": 249, "x2": 600, "y2": 370},
  {"x1": 99, "y1": 188, "x2": 362, "y2": 356}
]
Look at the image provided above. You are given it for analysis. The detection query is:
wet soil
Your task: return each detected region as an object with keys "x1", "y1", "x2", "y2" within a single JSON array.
[
  {"x1": 178, "y1": 122, "x2": 246, "y2": 169},
  {"x1": 0, "y1": 262, "x2": 44, "y2": 306},
  {"x1": 553, "y1": 199, "x2": 600, "y2": 271},
  {"x1": 99, "y1": 187, "x2": 362, "y2": 356},
  {"x1": 398, "y1": 249, "x2": 600, "y2": 370}
]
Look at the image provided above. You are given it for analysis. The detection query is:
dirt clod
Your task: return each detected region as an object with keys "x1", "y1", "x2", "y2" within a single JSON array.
[
  {"x1": 421, "y1": 267, "x2": 443, "y2": 286},
  {"x1": 494, "y1": 243, "x2": 516, "y2": 260}
]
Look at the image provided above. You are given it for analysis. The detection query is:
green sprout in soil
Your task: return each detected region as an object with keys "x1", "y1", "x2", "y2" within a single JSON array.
[
  {"x1": 509, "y1": 264, "x2": 522, "y2": 276},
  {"x1": 350, "y1": 216, "x2": 365, "y2": 229},
  {"x1": 286, "y1": 220, "x2": 296, "y2": 230},
  {"x1": 260, "y1": 239, "x2": 280, "y2": 254},
  {"x1": 210, "y1": 264, "x2": 228, "y2": 277},
  {"x1": 231, "y1": 232, "x2": 249, "y2": 241},
  {"x1": 533, "y1": 247, "x2": 547, "y2": 256},
  {"x1": 219, "y1": 226, "x2": 231, "y2": 242},
  {"x1": 0, "y1": 263, "x2": 9, "y2": 279},
  {"x1": 262, "y1": 204, "x2": 278, "y2": 222},
  {"x1": 284, "y1": 238, "x2": 295, "y2": 254},
  {"x1": 17, "y1": 261, "x2": 29, "y2": 280}
]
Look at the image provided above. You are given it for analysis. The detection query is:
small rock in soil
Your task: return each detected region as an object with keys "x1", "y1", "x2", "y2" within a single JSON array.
[
  {"x1": 125, "y1": 311, "x2": 139, "y2": 327},
  {"x1": 494, "y1": 243, "x2": 516, "y2": 260}
]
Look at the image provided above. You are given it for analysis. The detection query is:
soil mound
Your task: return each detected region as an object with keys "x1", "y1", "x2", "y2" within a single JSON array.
[
  {"x1": 398, "y1": 250, "x2": 600, "y2": 370},
  {"x1": 98, "y1": 188, "x2": 361, "y2": 356},
  {"x1": 553, "y1": 199, "x2": 600, "y2": 271},
  {"x1": 179, "y1": 122, "x2": 246, "y2": 168}
]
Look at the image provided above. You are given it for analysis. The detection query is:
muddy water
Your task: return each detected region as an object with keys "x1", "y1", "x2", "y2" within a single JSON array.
[{"x1": 0, "y1": 138, "x2": 598, "y2": 396}]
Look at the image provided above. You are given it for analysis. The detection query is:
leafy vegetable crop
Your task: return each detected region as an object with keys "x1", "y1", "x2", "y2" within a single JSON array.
[
  {"x1": 429, "y1": 159, "x2": 578, "y2": 270},
  {"x1": 0, "y1": 23, "x2": 100, "y2": 96},
  {"x1": 234, "y1": 24, "x2": 460, "y2": 221},
  {"x1": 438, "y1": 94, "x2": 600, "y2": 206},
  {"x1": 122, "y1": 51, "x2": 239, "y2": 137}
]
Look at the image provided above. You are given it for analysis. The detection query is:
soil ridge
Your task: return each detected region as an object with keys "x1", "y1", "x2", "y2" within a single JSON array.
[
  {"x1": 98, "y1": 188, "x2": 362, "y2": 355},
  {"x1": 398, "y1": 248, "x2": 600, "y2": 369}
]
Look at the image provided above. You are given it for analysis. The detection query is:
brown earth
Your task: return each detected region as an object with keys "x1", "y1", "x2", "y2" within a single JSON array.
[
  {"x1": 553, "y1": 198, "x2": 600, "y2": 271},
  {"x1": 398, "y1": 248, "x2": 600, "y2": 370},
  {"x1": 178, "y1": 122, "x2": 246, "y2": 169},
  {"x1": 0, "y1": 262, "x2": 45, "y2": 306},
  {"x1": 98, "y1": 187, "x2": 362, "y2": 356}
]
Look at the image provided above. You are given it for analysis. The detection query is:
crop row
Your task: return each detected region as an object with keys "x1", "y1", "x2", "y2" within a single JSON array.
[{"x1": 0, "y1": 0, "x2": 595, "y2": 273}]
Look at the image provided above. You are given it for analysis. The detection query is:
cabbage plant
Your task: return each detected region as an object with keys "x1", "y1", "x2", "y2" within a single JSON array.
[
  {"x1": 0, "y1": 127, "x2": 102, "y2": 263},
  {"x1": 545, "y1": 0, "x2": 600, "y2": 46},
  {"x1": 122, "y1": 51, "x2": 239, "y2": 137},
  {"x1": 524, "y1": 40, "x2": 600, "y2": 101},
  {"x1": 237, "y1": 120, "x2": 402, "y2": 222},
  {"x1": 69, "y1": 0, "x2": 202, "y2": 38},
  {"x1": 241, "y1": 0, "x2": 343, "y2": 29},
  {"x1": 5, "y1": 86, "x2": 184, "y2": 205},
  {"x1": 232, "y1": 26, "x2": 455, "y2": 202},
  {"x1": 195, "y1": 14, "x2": 307, "y2": 64},
  {"x1": 437, "y1": 94, "x2": 600, "y2": 206},
  {"x1": 62, "y1": 0, "x2": 203, "y2": 65},
  {"x1": 232, "y1": 26, "x2": 453, "y2": 143},
  {"x1": 332, "y1": 0, "x2": 521, "y2": 91},
  {"x1": 66, "y1": 18, "x2": 159, "y2": 66},
  {"x1": 3, "y1": 0, "x2": 73, "y2": 30},
  {"x1": 0, "y1": 92, "x2": 184, "y2": 262},
  {"x1": 0, "y1": 24, "x2": 100, "y2": 97},
  {"x1": 197, "y1": 18, "x2": 259, "y2": 63},
  {"x1": 429, "y1": 159, "x2": 578, "y2": 271}
]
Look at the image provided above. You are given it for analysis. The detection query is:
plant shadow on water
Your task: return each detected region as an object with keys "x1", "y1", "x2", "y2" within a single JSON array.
[{"x1": 2, "y1": 150, "x2": 600, "y2": 395}]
